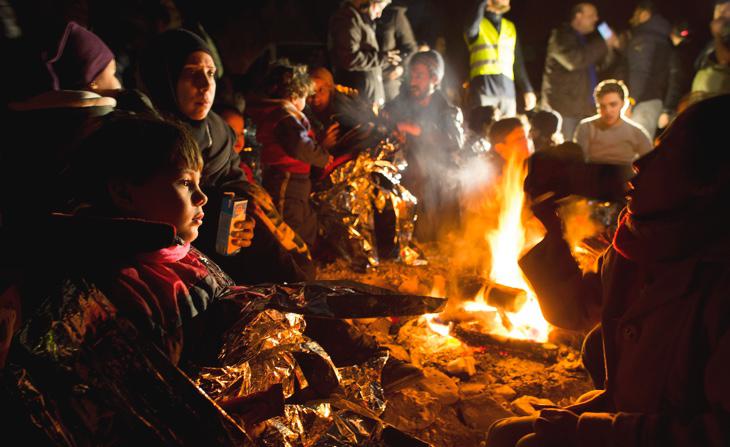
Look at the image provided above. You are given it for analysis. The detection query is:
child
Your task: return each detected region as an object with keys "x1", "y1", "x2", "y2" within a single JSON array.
[
  {"x1": 71, "y1": 115, "x2": 247, "y2": 366},
  {"x1": 72, "y1": 115, "x2": 421, "y2": 391},
  {"x1": 247, "y1": 61, "x2": 337, "y2": 248}
]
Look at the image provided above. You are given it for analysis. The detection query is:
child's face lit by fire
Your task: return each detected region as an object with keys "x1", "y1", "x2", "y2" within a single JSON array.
[{"x1": 115, "y1": 168, "x2": 208, "y2": 243}]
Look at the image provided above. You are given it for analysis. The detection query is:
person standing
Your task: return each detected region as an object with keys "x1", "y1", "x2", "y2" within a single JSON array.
[
  {"x1": 328, "y1": 0, "x2": 400, "y2": 110},
  {"x1": 376, "y1": 3, "x2": 417, "y2": 102},
  {"x1": 247, "y1": 62, "x2": 336, "y2": 249},
  {"x1": 464, "y1": 0, "x2": 535, "y2": 116},
  {"x1": 623, "y1": 1, "x2": 672, "y2": 139},
  {"x1": 383, "y1": 50, "x2": 464, "y2": 241},
  {"x1": 541, "y1": 3, "x2": 618, "y2": 140}
]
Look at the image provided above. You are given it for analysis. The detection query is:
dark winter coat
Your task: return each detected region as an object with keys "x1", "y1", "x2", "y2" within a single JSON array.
[
  {"x1": 664, "y1": 39, "x2": 700, "y2": 113},
  {"x1": 541, "y1": 24, "x2": 609, "y2": 119},
  {"x1": 376, "y1": 5, "x2": 417, "y2": 101},
  {"x1": 329, "y1": 1, "x2": 385, "y2": 106},
  {"x1": 520, "y1": 212, "x2": 730, "y2": 446},
  {"x1": 626, "y1": 14, "x2": 672, "y2": 103}
]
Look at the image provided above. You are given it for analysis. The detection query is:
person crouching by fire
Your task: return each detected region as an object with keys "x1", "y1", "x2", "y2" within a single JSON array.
[
  {"x1": 247, "y1": 61, "x2": 337, "y2": 249},
  {"x1": 382, "y1": 50, "x2": 465, "y2": 242},
  {"x1": 487, "y1": 94, "x2": 730, "y2": 447}
]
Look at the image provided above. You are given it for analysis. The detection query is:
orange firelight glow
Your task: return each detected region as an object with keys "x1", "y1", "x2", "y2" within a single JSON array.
[{"x1": 421, "y1": 144, "x2": 551, "y2": 344}]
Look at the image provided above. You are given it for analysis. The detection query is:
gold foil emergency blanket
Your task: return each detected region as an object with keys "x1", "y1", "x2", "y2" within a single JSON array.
[
  {"x1": 197, "y1": 309, "x2": 325, "y2": 401},
  {"x1": 314, "y1": 138, "x2": 424, "y2": 271},
  {"x1": 12, "y1": 278, "x2": 253, "y2": 445}
]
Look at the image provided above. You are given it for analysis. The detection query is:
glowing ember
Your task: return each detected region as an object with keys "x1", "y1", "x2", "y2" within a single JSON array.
[
  {"x1": 422, "y1": 276, "x2": 459, "y2": 341},
  {"x1": 423, "y1": 313, "x2": 453, "y2": 337}
]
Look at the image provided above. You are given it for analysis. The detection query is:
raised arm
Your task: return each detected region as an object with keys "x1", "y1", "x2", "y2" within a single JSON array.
[{"x1": 464, "y1": 0, "x2": 489, "y2": 43}]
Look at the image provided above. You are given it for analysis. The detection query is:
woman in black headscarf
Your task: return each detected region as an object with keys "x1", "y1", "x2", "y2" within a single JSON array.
[
  {"x1": 138, "y1": 28, "x2": 240, "y2": 189},
  {"x1": 138, "y1": 29, "x2": 313, "y2": 283}
]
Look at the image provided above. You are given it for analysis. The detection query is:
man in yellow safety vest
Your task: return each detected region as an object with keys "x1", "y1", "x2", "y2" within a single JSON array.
[{"x1": 464, "y1": 0, "x2": 535, "y2": 116}]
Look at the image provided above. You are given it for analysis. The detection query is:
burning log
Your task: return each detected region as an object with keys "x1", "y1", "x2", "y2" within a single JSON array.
[
  {"x1": 484, "y1": 283, "x2": 527, "y2": 313},
  {"x1": 453, "y1": 322, "x2": 559, "y2": 363}
]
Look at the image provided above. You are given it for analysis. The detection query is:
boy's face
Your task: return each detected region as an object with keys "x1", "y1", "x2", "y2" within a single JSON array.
[
  {"x1": 122, "y1": 168, "x2": 208, "y2": 243},
  {"x1": 291, "y1": 95, "x2": 307, "y2": 112},
  {"x1": 308, "y1": 77, "x2": 332, "y2": 114},
  {"x1": 177, "y1": 51, "x2": 216, "y2": 121}
]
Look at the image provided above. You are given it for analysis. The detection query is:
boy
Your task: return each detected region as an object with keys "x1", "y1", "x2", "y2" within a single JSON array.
[{"x1": 71, "y1": 116, "x2": 248, "y2": 365}]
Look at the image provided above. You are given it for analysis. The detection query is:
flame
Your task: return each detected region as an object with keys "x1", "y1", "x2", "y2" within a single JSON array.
[
  {"x1": 471, "y1": 151, "x2": 550, "y2": 342},
  {"x1": 423, "y1": 313, "x2": 452, "y2": 337},
  {"x1": 421, "y1": 143, "x2": 552, "y2": 344}
]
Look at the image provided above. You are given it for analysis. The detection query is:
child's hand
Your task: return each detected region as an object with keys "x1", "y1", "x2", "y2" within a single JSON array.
[{"x1": 231, "y1": 216, "x2": 256, "y2": 248}]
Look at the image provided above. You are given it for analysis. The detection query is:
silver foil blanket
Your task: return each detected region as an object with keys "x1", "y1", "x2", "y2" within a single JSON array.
[{"x1": 313, "y1": 138, "x2": 426, "y2": 270}]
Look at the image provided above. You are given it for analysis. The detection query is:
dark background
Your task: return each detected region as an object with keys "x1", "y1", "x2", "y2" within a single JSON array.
[
  {"x1": 199, "y1": 0, "x2": 716, "y2": 90},
  {"x1": 9, "y1": 0, "x2": 717, "y2": 102}
]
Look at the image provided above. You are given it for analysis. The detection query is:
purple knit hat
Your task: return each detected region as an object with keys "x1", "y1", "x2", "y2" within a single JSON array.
[{"x1": 46, "y1": 21, "x2": 114, "y2": 90}]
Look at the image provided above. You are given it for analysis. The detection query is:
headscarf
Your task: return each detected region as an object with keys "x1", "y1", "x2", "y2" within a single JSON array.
[
  {"x1": 138, "y1": 28, "x2": 229, "y2": 168},
  {"x1": 138, "y1": 28, "x2": 212, "y2": 122},
  {"x1": 46, "y1": 21, "x2": 115, "y2": 91}
]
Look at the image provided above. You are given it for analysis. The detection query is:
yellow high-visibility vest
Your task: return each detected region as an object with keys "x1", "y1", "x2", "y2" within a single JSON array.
[{"x1": 467, "y1": 18, "x2": 516, "y2": 80}]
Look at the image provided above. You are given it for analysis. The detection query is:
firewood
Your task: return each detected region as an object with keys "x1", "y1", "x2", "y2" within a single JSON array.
[{"x1": 453, "y1": 323, "x2": 559, "y2": 363}]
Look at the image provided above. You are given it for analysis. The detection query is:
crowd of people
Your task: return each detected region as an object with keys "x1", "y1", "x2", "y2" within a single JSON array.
[{"x1": 1, "y1": 0, "x2": 730, "y2": 445}]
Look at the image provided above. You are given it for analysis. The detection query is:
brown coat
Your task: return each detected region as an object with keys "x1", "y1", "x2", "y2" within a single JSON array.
[{"x1": 520, "y1": 232, "x2": 730, "y2": 446}]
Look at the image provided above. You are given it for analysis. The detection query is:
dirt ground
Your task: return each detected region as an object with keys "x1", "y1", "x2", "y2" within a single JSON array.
[{"x1": 317, "y1": 245, "x2": 594, "y2": 447}]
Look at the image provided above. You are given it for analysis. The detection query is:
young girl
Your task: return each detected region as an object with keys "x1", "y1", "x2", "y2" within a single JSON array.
[{"x1": 247, "y1": 61, "x2": 337, "y2": 248}]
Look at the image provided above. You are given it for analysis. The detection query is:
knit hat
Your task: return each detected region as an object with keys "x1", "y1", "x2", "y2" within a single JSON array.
[{"x1": 46, "y1": 21, "x2": 114, "y2": 91}]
